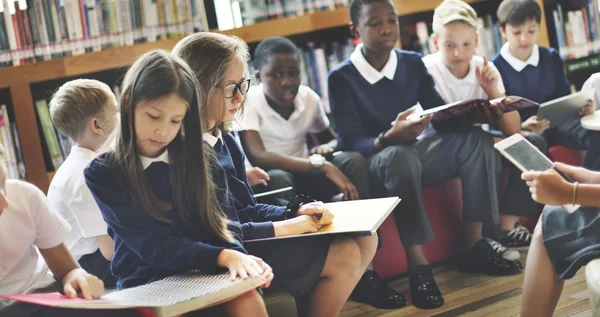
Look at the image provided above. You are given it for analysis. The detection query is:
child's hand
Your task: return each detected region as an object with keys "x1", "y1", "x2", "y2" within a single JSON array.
[
  {"x1": 274, "y1": 215, "x2": 322, "y2": 237},
  {"x1": 310, "y1": 144, "x2": 335, "y2": 157},
  {"x1": 297, "y1": 201, "x2": 334, "y2": 226},
  {"x1": 522, "y1": 169, "x2": 573, "y2": 205},
  {"x1": 247, "y1": 255, "x2": 273, "y2": 289},
  {"x1": 521, "y1": 116, "x2": 550, "y2": 134},
  {"x1": 387, "y1": 107, "x2": 432, "y2": 143},
  {"x1": 554, "y1": 162, "x2": 600, "y2": 184},
  {"x1": 246, "y1": 167, "x2": 269, "y2": 187},
  {"x1": 217, "y1": 249, "x2": 267, "y2": 281},
  {"x1": 476, "y1": 57, "x2": 501, "y2": 98},
  {"x1": 62, "y1": 268, "x2": 104, "y2": 300},
  {"x1": 322, "y1": 162, "x2": 359, "y2": 200},
  {"x1": 579, "y1": 100, "x2": 596, "y2": 116}
]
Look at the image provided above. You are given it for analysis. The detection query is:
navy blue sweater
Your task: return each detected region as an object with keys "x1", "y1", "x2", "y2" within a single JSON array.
[
  {"x1": 85, "y1": 153, "x2": 246, "y2": 289},
  {"x1": 492, "y1": 46, "x2": 571, "y2": 119},
  {"x1": 328, "y1": 50, "x2": 445, "y2": 158},
  {"x1": 210, "y1": 133, "x2": 286, "y2": 240}
]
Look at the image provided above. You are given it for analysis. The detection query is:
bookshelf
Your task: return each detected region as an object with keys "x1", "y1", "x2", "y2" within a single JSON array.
[{"x1": 0, "y1": 0, "x2": 550, "y2": 193}]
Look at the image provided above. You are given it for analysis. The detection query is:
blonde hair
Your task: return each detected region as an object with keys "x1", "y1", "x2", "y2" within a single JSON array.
[
  {"x1": 172, "y1": 32, "x2": 250, "y2": 133},
  {"x1": 432, "y1": 0, "x2": 478, "y2": 35},
  {"x1": 49, "y1": 79, "x2": 116, "y2": 142}
]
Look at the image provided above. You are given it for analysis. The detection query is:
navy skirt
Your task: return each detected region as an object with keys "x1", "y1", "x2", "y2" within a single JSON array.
[
  {"x1": 244, "y1": 234, "x2": 333, "y2": 297},
  {"x1": 543, "y1": 205, "x2": 600, "y2": 279}
]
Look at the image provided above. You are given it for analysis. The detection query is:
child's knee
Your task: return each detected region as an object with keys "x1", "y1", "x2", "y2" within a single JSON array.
[
  {"x1": 381, "y1": 145, "x2": 421, "y2": 175},
  {"x1": 328, "y1": 237, "x2": 363, "y2": 276},
  {"x1": 532, "y1": 221, "x2": 545, "y2": 244},
  {"x1": 225, "y1": 290, "x2": 265, "y2": 312}
]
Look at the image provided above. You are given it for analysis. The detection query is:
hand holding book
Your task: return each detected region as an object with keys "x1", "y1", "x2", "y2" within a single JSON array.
[{"x1": 385, "y1": 107, "x2": 433, "y2": 143}]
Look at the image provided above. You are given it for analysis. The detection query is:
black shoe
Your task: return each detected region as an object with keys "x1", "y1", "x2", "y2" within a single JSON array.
[
  {"x1": 459, "y1": 238, "x2": 523, "y2": 276},
  {"x1": 497, "y1": 224, "x2": 532, "y2": 251},
  {"x1": 351, "y1": 270, "x2": 406, "y2": 309},
  {"x1": 408, "y1": 265, "x2": 444, "y2": 309}
]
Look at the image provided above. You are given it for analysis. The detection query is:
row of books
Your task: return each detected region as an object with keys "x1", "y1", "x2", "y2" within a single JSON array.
[
  {"x1": 298, "y1": 37, "x2": 354, "y2": 113},
  {"x1": 0, "y1": 0, "x2": 209, "y2": 68},
  {"x1": 405, "y1": 14, "x2": 504, "y2": 61},
  {"x1": 552, "y1": 1, "x2": 600, "y2": 60},
  {"x1": 0, "y1": 104, "x2": 27, "y2": 180},
  {"x1": 231, "y1": 0, "x2": 349, "y2": 28}
]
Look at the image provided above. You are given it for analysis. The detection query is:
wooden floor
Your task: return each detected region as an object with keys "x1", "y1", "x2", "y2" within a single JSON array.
[{"x1": 341, "y1": 253, "x2": 591, "y2": 317}]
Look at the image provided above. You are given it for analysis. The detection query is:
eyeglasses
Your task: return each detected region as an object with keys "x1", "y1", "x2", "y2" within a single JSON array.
[{"x1": 221, "y1": 78, "x2": 251, "y2": 99}]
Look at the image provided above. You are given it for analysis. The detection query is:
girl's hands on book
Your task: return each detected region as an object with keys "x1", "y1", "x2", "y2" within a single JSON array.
[
  {"x1": 218, "y1": 249, "x2": 269, "y2": 282},
  {"x1": 274, "y1": 215, "x2": 322, "y2": 236},
  {"x1": 521, "y1": 116, "x2": 550, "y2": 134},
  {"x1": 297, "y1": 201, "x2": 334, "y2": 226},
  {"x1": 62, "y1": 268, "x2": 104, "y2": 300},
  {"x1": 247, "y1": 256, "x2": 273, "y2": 289},
  {"x1": 386, "y1": 107, "x2": 432, "y2": 143}
]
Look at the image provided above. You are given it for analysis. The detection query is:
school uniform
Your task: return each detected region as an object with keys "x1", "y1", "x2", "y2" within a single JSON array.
[
  {"x1": 493, "y1": 43, "x2": 598, "y2": 168},
  {"x1": 84, "y1": 151, "x2": 246, "y2": 290},
  {"x1": 423, "y1": 52, "x2": 538, "y2": 220},
  {"x1": 204, "y1": 130, "x2": 332, "y2": 297},
  {"x1": 47, "y1": 145, "x2": 116, "y2": 286},
  {"x1": 328, "y1": 44, "x2": 502, "y2": 246},
  {"x1": 240, "y1": 84, "x2": 370, "y2": 203}
]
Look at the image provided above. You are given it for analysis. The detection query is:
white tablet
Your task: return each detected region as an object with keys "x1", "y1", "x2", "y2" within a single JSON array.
[
  {"x1": 494, "y1": 134, "x2": 580, "y2": 213},
  {"x1": 537, "y1": 90, "x2": 595, "y2": 128}
]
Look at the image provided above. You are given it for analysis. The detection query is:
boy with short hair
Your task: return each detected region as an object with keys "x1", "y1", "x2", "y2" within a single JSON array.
[
  {"x1": 425, "y1": 0, "x2": 533, "y2": 255},
  {"x1": 48, "y1": 79, "x2": 119, "y2": 287},
  {"x1": 329, "y1": 0, "x2": 522, "y2": 310}
]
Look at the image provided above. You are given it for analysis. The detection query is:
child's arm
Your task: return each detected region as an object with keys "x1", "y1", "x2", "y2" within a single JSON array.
[
  {"x1": 96, "y1": 234, "x2": 114, "y2": 261},
  {"x1": 39, "y1": 243, "x2": 104, "y2": 299},
  {"x1": 496, "y1": 111, "x2": 521, "y2": 136}
]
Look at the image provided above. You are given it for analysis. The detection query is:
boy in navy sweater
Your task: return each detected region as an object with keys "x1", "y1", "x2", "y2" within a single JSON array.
[
  {"x1": 329, "y1": 0, "x2": 523, "y2": 310},
  {"x1": 492, "y1": 0, "x2": 596, "y2": 167}
]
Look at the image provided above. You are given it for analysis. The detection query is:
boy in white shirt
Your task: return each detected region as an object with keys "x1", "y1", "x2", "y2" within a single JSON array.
[
  {"x1": 47, "y1": 79, "x2": 119, "y2": 287},
  {"x1": 424, "y1": 0, "x2": 534, "y2": 254},
  {"x1": 0, "y1": 145, "x2": 112, "y2": 316}
]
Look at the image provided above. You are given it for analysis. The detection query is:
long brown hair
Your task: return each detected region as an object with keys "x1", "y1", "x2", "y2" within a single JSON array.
[
  {"x1": 171, "y1": 32, "x2": 250, "y2": 133},
  {"x1": 108, "y1": 50, "x2": 233, "y2": 243}
]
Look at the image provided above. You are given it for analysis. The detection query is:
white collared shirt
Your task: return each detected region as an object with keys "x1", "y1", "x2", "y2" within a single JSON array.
[
  {"x1": 500, "y1": 43, "x2": 540, "y2": 72},
  {"x1": 203, "y1": 129, "x2": 223, "y2": 148},
  {"x1": 47, "y1": 146, "x2": 105, "y2": 261},
  {"x1": 140, "y1": 150, "x2": 170, "y2": 170},
  {"x1": 238, "y1": 84, "x2": 330, "y2": 157},
  {"x1": 423, "y1": 52, "x2": 505, "y2": 103},
  {"x1": 350, "y1": 44, "x2": 398, "y2": 84},
  {"x1": 0, "y1": 180, "x2": 70, "y2": 308}
]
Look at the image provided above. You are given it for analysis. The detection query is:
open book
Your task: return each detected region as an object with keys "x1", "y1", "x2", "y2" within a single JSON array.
[
  {"x1": 0, "y1": 271, "x2": 263, "y2": 317},
  {"x1": 407, "y1": 96, "x2": 539, "y2": 124},
  {"x1": 245, "y1": 197, "x2": 401, "y2": 242}
]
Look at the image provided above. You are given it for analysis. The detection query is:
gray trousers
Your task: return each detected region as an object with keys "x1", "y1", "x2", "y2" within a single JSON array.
[
  {"x1": 367, "y1": 128, "x2": 502, "y2": 246},
  {"x1": 253, "y1": 151, "x2": 371, "y2": 204}
]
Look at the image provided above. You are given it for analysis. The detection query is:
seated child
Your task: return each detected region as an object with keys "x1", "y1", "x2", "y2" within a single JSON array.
[
  {"x1": 238, "y1": 37, "x2": 368, "y2": 205},
  {"x1": 424, "y1": 0, "x2": 530, "y2": 254},
  {"x1": 327, "y1": 0, "x2": 523, "y2": 309},
  {"x1": 173, "y1": 32, "x2": 378, "y2": 317},
  {"x1": 492, "y1": 0, "x2": 596, "y2": 167},
  {"x1": 521, "y1": 162, "x2": 600, "y2": 316},
  {"x1": 47, "y1": 79, "x2": 119, "y2": 287},
  {"x1": 85, "y1": 50, "x2": 272, "y2": 316},
  {"x1": 0, "y1": 145, "x2": 122, "y2": 317}
]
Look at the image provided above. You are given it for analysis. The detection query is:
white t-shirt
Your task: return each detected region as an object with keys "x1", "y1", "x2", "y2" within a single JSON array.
[
  {"x1": 422, "y1": 52, "x2": 506, "y2": 103},
  {"x1": 582, "y1": 73, "x2": 600, "y2": 108},
  {"x1": 47, "y1": 146, "x2": 106, "y2": 261},
  {"x1": 239, "y1": 84, "x2": 330, "y2": 158},
  {"x1": 0, "y1": 180, "x2": 70, "y2": 308}
]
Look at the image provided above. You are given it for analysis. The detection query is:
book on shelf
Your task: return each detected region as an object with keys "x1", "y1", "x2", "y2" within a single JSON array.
[
  {"x1": 0, "y1": 104, "x2": 27, "y2": 179},
  {"x1": 0, "y1": 271, "x2": 264, "y2": 317},
  {"x1": 0, "y1": 0, "x2": 209, "y2": 68},
  {"x1": 34, "y1": 99, "x2": 63, "y2": 171},
  {"x1": 552, "y1": 1, "x2": 600, "y2": 60}
]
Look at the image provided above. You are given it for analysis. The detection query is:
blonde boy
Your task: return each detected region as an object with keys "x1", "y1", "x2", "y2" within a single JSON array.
[
  {"x1": 424, "y1": 0, "x2": 530, "y2": 256},
  {"x1": 48, "y1": 79, "x2": 118, "y2": 287}
]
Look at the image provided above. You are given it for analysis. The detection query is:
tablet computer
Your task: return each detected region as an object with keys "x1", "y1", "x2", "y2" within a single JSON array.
[
  {"x1": 537, "y1": 90, "x2": 594, "y2": 128},
  {"x1": 494, "y1": 134, "x2": 580, "y2": 213}
]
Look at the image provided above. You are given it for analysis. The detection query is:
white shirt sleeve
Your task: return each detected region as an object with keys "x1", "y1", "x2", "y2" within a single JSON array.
[
  {"x1": 582, "y1": 73, "x2": 600, "y2": 108},
  {"x1": 68, "y1": 181, "x2": 108, "y2": 238},
  {"x1": 239, "y1": 103, "x2": 262, "y2": 132},
  {"x1": 28, "y1": 184, "x2": 70, "y2": 249},
  {"x1": 489, "y1": 61, "x2": 506, "y2": 96},
  {"x1": 307, "y1": 89, "x2": 331, "y2": 134}
]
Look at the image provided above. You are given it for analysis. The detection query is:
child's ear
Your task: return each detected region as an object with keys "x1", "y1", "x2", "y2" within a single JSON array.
[
  {"x1": 499, "y1": 26, "x2": 506, "y2": 39},
  {"x1": 255, "y1": 71, "x2": 261, "y2": 82},
  {"x1": 474, "y1": 33, "x2": 479, "y2": 49},
  {"x1": 90, "y1": 117, "x2": 105, "y2": 135},
  {"x1": 349, "y1": 23, "x2": 359, "y2": 39},
  {"x1": 431, "y1": 34, "x2": 440, "y2": 52}
]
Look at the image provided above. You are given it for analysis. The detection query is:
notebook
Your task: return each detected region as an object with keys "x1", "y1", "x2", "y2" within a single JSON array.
[
  {"x1": 245, "y1": 197, "x2": 401, "y2": 242},
  {"x1": 0, "y1": 271, "x2": 263, "y2": 317}
]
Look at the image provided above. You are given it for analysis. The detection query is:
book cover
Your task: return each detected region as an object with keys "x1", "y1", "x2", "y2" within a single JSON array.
[
  {"x1": 34, "y1": 99, "x2": 64, "y2": 170},
  {"x1": 10, "y1": 123, "x2": 27, "y2": 179}
]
